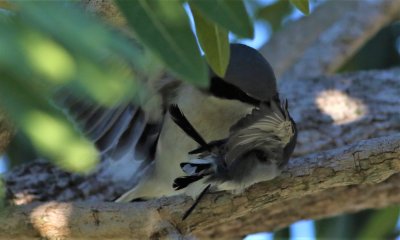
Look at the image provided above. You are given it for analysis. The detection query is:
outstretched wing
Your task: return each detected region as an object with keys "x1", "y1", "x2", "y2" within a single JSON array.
[
  {"x1": 54, "y1": 91, "x2": 160, "y2": 162},
  {"x1": 53, "y1": 69, "x2": 184, "y2": 163}
]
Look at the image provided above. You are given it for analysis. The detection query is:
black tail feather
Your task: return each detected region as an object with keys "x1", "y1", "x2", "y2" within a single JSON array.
[
  {"x1": 173, "y1": 175, "x2": 204, "y2": 190},
  {"x1": 169, "y1": 104, "x2": 208, "y2": 148},
  {"x1": 180, "y1": 162, "x2": 212, "y2": 175}
]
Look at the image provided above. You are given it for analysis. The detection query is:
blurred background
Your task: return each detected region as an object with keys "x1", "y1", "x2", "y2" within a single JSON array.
[{"x1": 1, "y1": 0, "x2": 400, "y2": 239}]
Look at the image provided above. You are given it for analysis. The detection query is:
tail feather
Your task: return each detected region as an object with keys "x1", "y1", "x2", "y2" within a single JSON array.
[
  {"x1": 169, "y1": 104, "x2": 208, "y2": 148},
  {"x1": 173, "y1": 175, "x2": 205, "y2": 190},
  {"x1": 180, "y1": 162, "x2": 212, "y2": 175}
]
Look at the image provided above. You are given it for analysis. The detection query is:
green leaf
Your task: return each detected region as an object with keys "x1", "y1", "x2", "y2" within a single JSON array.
[
  {"x1": 0, "y1": 76, "x2": 99, "y2": 173},
  {"x1": 289, "y1": 0, "x2": 310, "y2": 15},
  {"x1": 315, "y1": 214, "x2": 356, "y2": 239},
  {"x1": 190, "y1": 4, "x2": 230, "y2": 77},
  {"x1": 0, "y1": 1, "x2": 158, "y2": 172},
  {"x1": 10, "y1": 2, "x2": 143, "y2": 106},
  {"x1": 0, "y1": 1, "x2": 12, "y2": 11},
  {"x1": 116, "y1": 0, "x2": 208, "y2": 87},
  {"x1": 0, "y1": 23, "x2": 136, "y2": 107},
  {"x1": 6, "y1": 131, "x2": 38, "y2": 167},
  {"x1": 357, "y1": 207, "x2": 400, "y2": 239},
  {"x1": 18, "y1": 2, "x2": 146, "y2": 71},
  {"x1": 274, "y1": 226, "x2": 290, "y2": 240},
  {"x1": 256, "y1": 0, "x2": 292, "y2": 32},
  {"x1": 190, "y1": 0, "x2": 254, "y2": 38}
]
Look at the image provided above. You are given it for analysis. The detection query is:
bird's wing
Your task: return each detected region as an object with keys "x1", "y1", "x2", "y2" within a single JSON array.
[
  {"x1": 54, "y1": 77, "x2": 180, "y2": 162},
  {"x1": 54, "y1": 94, "x2": 151, "y2": 162}
]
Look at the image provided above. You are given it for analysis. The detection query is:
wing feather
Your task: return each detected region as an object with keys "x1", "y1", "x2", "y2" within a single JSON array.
[{"x1": 53, "y1": 90, "x2": 163, "y2": 161}]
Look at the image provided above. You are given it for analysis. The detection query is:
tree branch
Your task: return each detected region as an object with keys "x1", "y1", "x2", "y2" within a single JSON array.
[
  {"x1": 5, "y1": 67, "x2": 400, "y2": 205},
  {"x1": 1, "y1": 134, "x2": 400, "y2": 239},
  {"x1": 260, "y1": 0, "x2": 400, "y2": 80},
  {"x1": 282, "y1": 67, "x2": 400, "y2": 157},
  {"x1": 2, "y1": 2, "x2": 400, "y2": 238}
]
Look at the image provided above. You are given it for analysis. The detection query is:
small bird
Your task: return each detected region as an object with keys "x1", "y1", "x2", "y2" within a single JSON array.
[
  {"x1": 168, "y1": 98, "x2": 296, "y2": 219},
  {"x1": 170, "y1": 98, "x2": 296, "y2": 194},
  {"x1": 58, "y1": 44, "x2": 297, "y2": 208}
]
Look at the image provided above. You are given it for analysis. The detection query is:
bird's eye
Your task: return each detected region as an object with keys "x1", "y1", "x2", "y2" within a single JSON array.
[{"x1": 253, "y1": 150, "x2": 268, "y2": 163}]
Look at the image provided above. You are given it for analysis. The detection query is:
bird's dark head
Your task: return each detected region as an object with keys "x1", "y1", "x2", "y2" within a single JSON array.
[{"x1": 208, "y1": 43, "x2": 278, "y2": 105}]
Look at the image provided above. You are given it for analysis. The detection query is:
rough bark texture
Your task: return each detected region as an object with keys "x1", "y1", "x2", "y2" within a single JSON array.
[
  {"x1": 261, "y1": 0, "x2": 400, "y2": 80},
  {"x1": 5, "y1": 68, "x2": 400, "y2": 205},
  {"x1": 2, "y1": 0, "x2": 400, "y2": 239},
  {"x1": 282, "y1": 68, "x2": 400, "y2": 157},
  {"x1": 200, "y1": 173, "x2": 400, "y2": 239},
  {"x1": 1, "y1": 134, "x2": 400, "y2": 239}
]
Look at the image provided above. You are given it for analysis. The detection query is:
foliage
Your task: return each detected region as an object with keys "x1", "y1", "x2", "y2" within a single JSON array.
[
  {"x1": 0, "y1": 0, "x2": 311, "y2": 172},
  {"x1": 4, "y1": 1, "x2": 399, "y2": 240},
  {"x1": 256, "y1": 0, "x2": 292, "y2": 32},
  {"x1": 116, "y1": 0, "x2": 209, "y2": 86},
  {"x1": 289, "y1": 0, "x2": 309, "y2": 15},
  {"x1": 190, "y1": 4, "x2": 230, "y2": 77}
]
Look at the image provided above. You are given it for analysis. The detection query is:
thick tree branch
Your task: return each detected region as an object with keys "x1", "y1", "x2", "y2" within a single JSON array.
[
  {"x1": 1, "y1": 134, "x2": 400, "y2": 239},
  {"x1": 5, "y1": 68, "x2": 400, "y2": 205},
  {"x1": 282, "y1": 67, "x2": 400, "y2": 156},
  {"x1": 2, "y1": 2, "x2": 400, "y2": 238},
  {"x1": 261, "y1": 0, "x2": 400, "y2": 80},
  {"x1": 199, "y1": 173, "x2": 400, "y2": 239}
]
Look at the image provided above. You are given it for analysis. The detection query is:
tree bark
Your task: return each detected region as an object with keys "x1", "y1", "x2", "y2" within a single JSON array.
[
  {"x1": 261, "y1": 0, "x2": 400, "y2": 80},
  {"x1": 282, "y1": 68, "x2": 400, "y2": 157},
  {"x1": 5, "y1": 67, "x2": 400, "y2": 204},
  {"x1": 2, "y1": 1, "x2": 400, "y2": 239},
  {"x1": 1, "y1": 134, "x2": 400, "y2": 239}
]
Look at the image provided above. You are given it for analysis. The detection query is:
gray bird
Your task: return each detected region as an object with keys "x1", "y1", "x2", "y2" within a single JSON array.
[
  {"x1": 170, "y1": 98, "x2": 296, "y2": 194},
  {"x1": 59, "y1": 44, "x2": 297, "y2": 205}
]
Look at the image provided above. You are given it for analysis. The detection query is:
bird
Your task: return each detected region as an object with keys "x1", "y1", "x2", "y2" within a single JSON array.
[
  {"x1": 168, "y1": 98, "x2": 296, "y2": 219},
  {"x1": 58, "y1": 43, "x2": 297, "y2": 206},
  {"x1": 169, "y1": 98, "x2": 296, "y2": 192}
]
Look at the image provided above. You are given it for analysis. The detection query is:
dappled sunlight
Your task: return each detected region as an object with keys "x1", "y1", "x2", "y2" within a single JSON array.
[
  {"x1": 23, "y1": 32, "x2": 75, "y2": 83},
  {"x1": 0, "y1": 2, "x2": 144, "y2": 175},
  {"x1": 75, "y1": 59, "x2": 138, "y2": 106},
  {"x1": 315, "y1": 89, "x2": 367, "y2": 125},
  {"x1": 23, "y1": 110, "x2": 99, "y2": 172},
  {"x1": 1, "y1": 0, "x2": 399, "y2": 239},
  {"x1": 30, "y1": 202, "x2": 72, "y2": 237}
]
